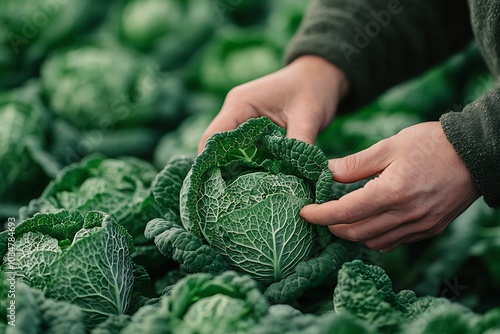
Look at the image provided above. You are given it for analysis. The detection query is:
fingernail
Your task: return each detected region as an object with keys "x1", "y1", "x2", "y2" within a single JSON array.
[{"x1": 328, "y1": 159, "x2": 339, "y2": 172}]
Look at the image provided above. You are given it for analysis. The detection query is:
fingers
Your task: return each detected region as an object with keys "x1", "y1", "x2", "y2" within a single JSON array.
[
  {"x1": 329, "y1": 140, "x2": 393, "y2": 183},
  {"x1": 285, "y1": 104, "x2": 325, "y2": 144},
  {"x1": 300, "y1": 178, "x2": 387, "y2": 226},
  {"x1": 198, "y1": 112, "x2": 249, "y2": 153},
  {"x1": 197, "y1": 95, "x2": 328, "y2": 152},
  {"x1": 286, "y1": 119, "x2": 318, "y2": 145},
  {"x1": 325, "y1": 211, "x2": 404, "y2": 243},
  {"x1": 197, "y1": 92, "x2": 256, "y2": 153},
  {"x1": 364, "y1": 217, "x2": 446, "y2": 251},
  {"x1": 300, "y1": 171, "x2": 440, "y2": 251},
  {"x1": 310, "y1": 211, "x2": 436, "y2": 252},
  {"x1": 307, "y1": 204, "x2": 444, "y2": 251}
]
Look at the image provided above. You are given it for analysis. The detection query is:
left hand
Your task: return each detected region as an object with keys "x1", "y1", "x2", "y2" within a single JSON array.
[{"x1": 300, "y1": 122, "x2": 480, "y2": 252}]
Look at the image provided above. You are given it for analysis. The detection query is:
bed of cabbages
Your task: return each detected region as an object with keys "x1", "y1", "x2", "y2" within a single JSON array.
[{"x1": 1, "y1": 1, "x2": 499, "y2": 333}]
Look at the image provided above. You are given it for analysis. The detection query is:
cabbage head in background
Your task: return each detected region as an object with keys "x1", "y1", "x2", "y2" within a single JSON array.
[
  {"x1": 0, "y1": 0, "x2": 108, "y2": 89},
  {"x1": 0, "y1": 81, "x2": 55, "y2": 216},
  {"x1": 41, "y1": 45, "x2": 182, "y2": 130},
  {"x1": 123, "y1": 271, "x2": 268, "y2": 334},
  {"x1": 116, "y1": 0, "x2": 218, "y2": 69}
]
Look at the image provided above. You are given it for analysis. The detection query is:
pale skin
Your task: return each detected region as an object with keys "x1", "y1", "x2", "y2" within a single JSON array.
[{"x1": 198, "y1": 55, "x2": 480, "y2": 252}]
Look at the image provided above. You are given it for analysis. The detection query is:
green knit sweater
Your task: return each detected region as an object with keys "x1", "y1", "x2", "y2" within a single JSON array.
[{"x1": 285, "y1": 0, "x2": 500, "y2": 208}]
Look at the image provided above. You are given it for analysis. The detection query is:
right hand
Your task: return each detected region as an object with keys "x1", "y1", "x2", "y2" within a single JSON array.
[{"x1": 198, "y1": 55, "x2": 349, "y2": 153}]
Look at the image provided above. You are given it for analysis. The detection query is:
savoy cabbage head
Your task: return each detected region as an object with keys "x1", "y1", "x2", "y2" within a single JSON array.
[
  {"x1": 0, "y1": 84, "x2": 46, "y2": 202},
  {"x1": 0, "y1": 271, "x2": 87, "y2": 333},
  {"x1": 41, "y1": 45, "x2": 183, "y2": 130},
  {"x1": 0, "y1": 0, "x2": 109, "y2": 89},
  {"x1": 0, "y1": 80, "x2": 63, "y2": 217},
  {"x1": 333, "y1": 259, "x2": 500, "y2": 333},
  {"x1": 146, "y1": 117, "x2": 352, "y2": 303},
  {"x1": 19, "y1": 155, "x2": 159, "y2": 244},
  {"x1": 0, "y1": 210, "x2": 137, "y2": 330},
  {"x1": 123, "y1": 271, "x2": 268, "y2": 334}
]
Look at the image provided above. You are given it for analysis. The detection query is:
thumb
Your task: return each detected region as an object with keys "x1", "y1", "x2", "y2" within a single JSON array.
[{"x1": 330, "y1": 140, "x2": 392, "y2": 183}]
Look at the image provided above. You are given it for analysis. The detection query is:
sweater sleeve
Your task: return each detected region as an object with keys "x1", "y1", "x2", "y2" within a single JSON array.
[
  {"x1": 284, "y1": 0, "x2": 473, "y2": 112},
  {"x1": 440, "y1": 87, "x2": 500, "y2": 208}
]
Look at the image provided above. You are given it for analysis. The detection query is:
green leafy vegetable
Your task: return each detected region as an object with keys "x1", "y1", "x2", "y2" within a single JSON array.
[
  {"x1": 153, "y1": 112, "x2": 215, "y2": 169},
  {"x1": 0, "y1": 210, "x2": 136, "y2": 329},
  {"x1": 115, "y1": 0, "x2": 217, "y2": 69},
  {"x1": 193, "y1": 29, "x2": 282, "y2": 94},
  {"x1": 41, "y1": 45, "x2": 182, "y2": 130},
  {"x1": 334, "y1": 259, "x2": 419, "y2": 332},
  {"x1": 0, "y1": 271, "x2": 86, "y2": 333},
  {"x1": 0, "y1": 0, "x2": 109, "y2": 89},
  {"x1": 123, "y1": 271, "x2": 268, "y2": 334},
  {"x1": 0, "y1": 81, "x2": 54, "y2": 214},
  {"x1": 147, "y1": 117, "x2": 353, "y2": 303},
  {"x1": 333, "y1": 260, "x2": 500, "y2": 333},
  {"x1": 20, "y1": 155, "x2": 159, "y2": 243}
]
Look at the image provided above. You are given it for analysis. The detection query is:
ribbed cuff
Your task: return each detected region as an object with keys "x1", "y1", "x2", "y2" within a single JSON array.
[
  {"x1": 284, "y1": 0, "x2": 472, "y2": 114},
  {"x1": 440, "y1": 88, "x2": 500, "y2": 208}
]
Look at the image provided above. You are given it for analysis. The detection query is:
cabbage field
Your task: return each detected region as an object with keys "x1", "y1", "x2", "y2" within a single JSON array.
[{"x1": 1, "y1": 0, "x2": 499, "y2": 333}]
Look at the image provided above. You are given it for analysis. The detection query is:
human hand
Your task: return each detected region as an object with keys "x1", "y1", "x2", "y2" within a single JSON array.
[
  {"x1": 300, "y1": 122, "x2": 480, "y2": 252},
  {"x1": 198, "y1": 55, "x2": 349, "y2": 153}
]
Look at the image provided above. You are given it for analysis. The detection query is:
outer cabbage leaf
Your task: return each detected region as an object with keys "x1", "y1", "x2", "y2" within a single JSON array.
[
  {"x1": 0, "y1": 210, "x2": 136, "y2": 330},
  {"x1": 153, "y1": 112, "x2": 214, "y2": 169},
  {"x1": 334, "y1": 260, "x2": 417, "y2": 332},
  {"x1": 48, "y1": 212, "x2": 135, "y2": 326},
  {"x1": 152, "y1": 156, "x2": 194, "y2": 215},
  {"x1": 476, "y1": 308, "x2": 500, "y2": 333},
  {"x1": 145, "y1": 215, "x2": 228, "y2": 274},
  {"x1": 90, "y1": 314, "x2": 132, "y2": 334},
  {"x1": 333, "y1": 260, "x2": 498, "y2": 333},
  {"x1": 0, "y1": 271, "x2": 86, "y2": 334},
  {"x1": 120, "y1": 300, "x2": 169, "y2": 334},
  {"x1": 193, "y1": 29, "x2": 282, "y2": 94},
  {"x1": 264, "y1": 241, "x2": 351, "y2": 303},
  {"x1": 403, "y1": 303, "x2": 478, "y2": 334},
  {"x1": 250, "y1": 304, "x2": 377, "y2": 334}
]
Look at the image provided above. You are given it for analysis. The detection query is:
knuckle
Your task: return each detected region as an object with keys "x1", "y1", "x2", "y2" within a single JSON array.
[
  {"x1": 343, "y1": 227, "x2": 363, "y2": 242},
  {"x1": 371, "y1": 138, "x2": 390, "y2": 155},
  {"x1": 328, "y1": 225, "x2": 360, "y2": 242},
  {"x1": 225, "y1": 86, "x2": 247, "y2": 103},
  {"x1": 343, "y1": 226, "x2": 366, "y2": 242},
  {"x1": 335, "y1": 207, "x2": 357, "y2": 225},
  {"x1": 427, "y1": 221, "x2": 447, "y2": 235},
  {"x1": 365, "y1": 240, "x2": 381, "y2": 250},
  {"x1": 387, "y1": 178, "x2": 406, "y2": 199},
  {"x1": 405, "y1": 208, "x2": 426, "y2": 223},
  {"x1": 344, "y1": 154, "x2": 360, "y2": 173}
]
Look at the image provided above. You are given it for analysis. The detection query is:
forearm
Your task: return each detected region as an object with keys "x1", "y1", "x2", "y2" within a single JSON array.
[
  {"x1": 285, "y1": 0, "x2": 473, "y2": 112},
  {"x1": 440, "y1": 87, "x2": 500, "y2": 208}
]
